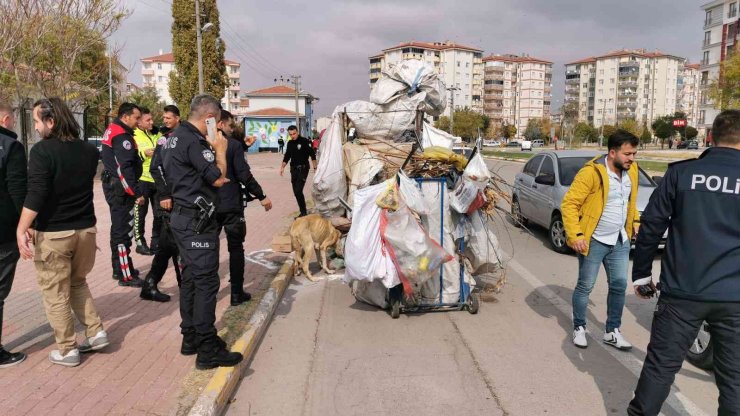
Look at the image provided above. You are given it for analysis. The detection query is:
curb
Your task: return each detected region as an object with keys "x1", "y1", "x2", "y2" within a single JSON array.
[{"x1": 187, "y1": 256, "x2": 294, "y2": 416}]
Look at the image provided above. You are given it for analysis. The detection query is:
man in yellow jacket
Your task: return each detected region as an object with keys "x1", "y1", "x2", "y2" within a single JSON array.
[
  {"x1": 561, "y1": 130, "x2": 641, "y2": 350},
  {"x1": 133, "y1": 107, "x2": 162, "y2": 255}
]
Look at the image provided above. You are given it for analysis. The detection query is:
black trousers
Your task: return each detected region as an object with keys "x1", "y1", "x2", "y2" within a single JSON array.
[
  {"x1": 0, "y1": 242, "x2": 20, "y2": 347},
  {"x1": 290, "y1": 164, "x2": 309, "y2": 215},
  {"x1": 146, "y1": 212, "x2": 181, "y2": 287},
  {"x1": 102, "y1": 181, "x2": 136, "y2": 277},
  {"x1": 629, "y1": 295, "x2": 740, "y2": 416},
  {"x1": 216, "y1": 212, "x2": 246, "y2": 291},
  {"x1": 170, "y1": 209, "x2": 220, "y2": 344},
  {"x1": 134, "y1": 181, "x2": 162, "y2": 249}
]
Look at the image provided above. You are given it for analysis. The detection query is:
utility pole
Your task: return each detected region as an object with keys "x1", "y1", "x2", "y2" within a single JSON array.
[
  {"x1": 447, "y1": 86, "x2": 460, "y2": 135},
  {"x1": 293, "y1": 75, "x2": 301, "y2": 133},
  {"x1": 107, "y1": 49, "x2": 113, "y2": 115},
  {"x1": 599, "y1": 97, "x2": 607, "y2": 148},
  {"x1": 195, "y1": 0, "x2": 204, "y2": 94}
]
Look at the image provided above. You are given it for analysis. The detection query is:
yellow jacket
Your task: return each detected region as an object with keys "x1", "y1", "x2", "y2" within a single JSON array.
[
  {"x1": 561, "y1": 155, "x2": 640, "y2": 256},
  {"x1": 133, "y1": 128, "x2": 160, "y2": 183}
]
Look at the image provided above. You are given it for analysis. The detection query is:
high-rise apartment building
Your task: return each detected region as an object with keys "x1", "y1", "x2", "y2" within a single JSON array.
[
  {"x1": 678, "y1": 63, "x2": 701, "y2": 127},
  {"x1": 565, "y1": 49, "x2": 685, "y2": 129},
  {"x1": 140, "y1": 50, "x2": 243, "y2": 115},
  {"x1": 368, "y1": 41, "x2": 484, "y2": 116},
  {"x1": 699, "y1": 0, "x2": 739, "y2": 136},
  {"x1": 482, "y1": 54, "x2": 553, "y2": 133}
]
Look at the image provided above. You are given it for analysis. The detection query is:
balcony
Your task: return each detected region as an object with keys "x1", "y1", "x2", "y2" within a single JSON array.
[
  {"x1": 617, "y1": 111, "x2": 636, "y2": 118},
  {"x1": 484, "y1": 84, "x2": 504, "y2": 91},
  {"x1": 229, "y1": 84, "x2": 240, "y2": 91},
  {"x1": 617, "y1": 100, "x2": 638, "y2": 109},
  {"x1": 618, "y1": 90, "x2": 637, "y2": 97},
  {"x1": 619, "y1": 70, "x2": 639, "y2": 78},
  {"x1": 566, "y1": 78, "x2": 580, "y2": 85},
  {"x1": 229, "y1": 72, "x2": 240, "y2": 79},
  {"x1": 565, "y1": 96, "x2": 579, "y2": 102},
  {"x1": 620, "y1": 80, "x2": 638, "y2": 88},
  {"x1": 142, "y1": 69, "x2": 154, "y2": 76}
]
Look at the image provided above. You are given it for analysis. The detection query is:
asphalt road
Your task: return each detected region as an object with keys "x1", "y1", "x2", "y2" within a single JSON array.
[{"x1": 226, "y1": 159, "x2": 718, "y2": 416}]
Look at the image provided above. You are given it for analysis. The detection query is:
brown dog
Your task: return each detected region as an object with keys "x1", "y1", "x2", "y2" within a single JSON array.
[{"x1": 290, "y1": 214, "x2": 341, "y2": 281}]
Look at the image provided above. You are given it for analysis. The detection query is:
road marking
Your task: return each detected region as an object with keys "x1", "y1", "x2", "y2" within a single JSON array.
[
  {"x1": 504, "y1": 253, "x2": 708, "y2": 416},
  {"x1": 245, "y1": 249, "x2": 280, "y2": 271}
]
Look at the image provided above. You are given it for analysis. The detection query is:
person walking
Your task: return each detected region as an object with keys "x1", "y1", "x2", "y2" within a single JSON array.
[
  {"x1": 132, "y1": 107, "x2": 162, "y2": 256},
  {"x1": 628, "y1": 110, "x2": 740, "y2": 416},
  {"x1": 140, "y1": 105, "x2": 182, "y2": 303},
  {"x1": 162, "y1": 94, "x2": 242, "y2": 369},
  {"x1": 0, "y1": 102, "x2": 27, "y2": 368},
  {"x1": 280, "y1": 126, "x2": 316, "y2": 217},
  {"x1": 101, "y1": 103, "x2": 145, "y2": 287},
  {"x1": 561, "y1": 130, "x2": 641, "y2": 350},
  {"x1": 277, "y1": 136, "x2": 284, "y2": 153},
  {"x1": 215, "y1": 110, "x2": 272, "y2": 306},
  {"x1": 16, "y1": 98, "x2": 108, "y2": 367}
]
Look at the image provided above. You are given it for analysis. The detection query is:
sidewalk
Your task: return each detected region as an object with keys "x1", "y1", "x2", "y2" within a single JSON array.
[{"x1": 0, "y1": 152, "x2": 306, "y2": 416}]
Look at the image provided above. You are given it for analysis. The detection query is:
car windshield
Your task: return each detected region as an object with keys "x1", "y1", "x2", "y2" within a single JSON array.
[{"x1": 558, "y1": 156, "x2": 655, "y2": 187}]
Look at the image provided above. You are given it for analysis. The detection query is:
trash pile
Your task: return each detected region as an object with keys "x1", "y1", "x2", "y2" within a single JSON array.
[{"x1": 312, "y1": 59, "x2": 504, "y2": 311}]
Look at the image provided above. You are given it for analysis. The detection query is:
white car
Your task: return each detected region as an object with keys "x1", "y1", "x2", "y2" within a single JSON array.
[
  {"x1": 520, "y1": 140, "x2": 533, "y2": 151},
  {"x1": 532, "y1": 139, "x2": 545, "y2": 148},
  {"x1": 483, "y1": 140, "x2": 501, "y2": 147}
]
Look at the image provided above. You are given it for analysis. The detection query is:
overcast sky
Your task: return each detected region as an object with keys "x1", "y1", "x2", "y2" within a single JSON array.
[{"x1": 111, "y1": 0, "x2": 706, "y2": 117}]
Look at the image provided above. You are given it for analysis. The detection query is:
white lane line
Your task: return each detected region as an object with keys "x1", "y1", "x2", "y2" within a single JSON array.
[{"x1": 505, "y1": 254, "x2": 708, "y2": 416}]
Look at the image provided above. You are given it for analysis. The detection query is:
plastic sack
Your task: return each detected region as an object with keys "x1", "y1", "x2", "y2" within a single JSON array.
[
  {"x1": 398, "y1": 172, "x2": 429, "y2": 216},
  {"x1": 462, "y1": 151, "x2": 491, "y2": 188},
  {"x1": 421, "y1": 122, "x2": 456, "y2": 150},
  {"x1": 312, "y1": 115, "x2": 347, "y2": 217},
  {"x1": 376, "y1": 180, "x2": 400, "y2": 211},
  {"x1": 369, "y1": 59, "x2": 447, "y2": 116},
  {"x1": 343, "y1": 181, "x2": 399, "y2": 288},
  {"x1": 419, "y1": 146, "x2": 468, "y2": 171},
  {"x1": 381, "y1": 204, "x2": 454, "y2": 296},
  {"x1": 465, "y1": 210, "x2": 502, "y2": 275},
  {"x1": 450, "y1": 178, "x2": 482, "y2": 214}
]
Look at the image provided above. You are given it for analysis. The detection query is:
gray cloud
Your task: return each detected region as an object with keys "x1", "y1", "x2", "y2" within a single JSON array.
[{"x1": 111, "y1": 0, "x2": 705, "y2": 117}]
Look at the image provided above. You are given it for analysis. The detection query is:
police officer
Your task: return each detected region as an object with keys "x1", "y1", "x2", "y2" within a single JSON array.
[
  {"x1": 140, "y1": 105, "x2": 182, "y2": 303},
  {"x1": 628, "y1": 109, "x2": 740, "y2": 415},
  {"x1": 215, "y1": 110, "x2": 272, "y2": 306},
  {"x1": 101, "y1": 103, "x2": 145, "y2": 287},
  {"x1": 162, "y1": 95, "x2": 242, "y2": 369},
  {"x1": 280, "y1": 125, "x2": 316, "y2": 217}
]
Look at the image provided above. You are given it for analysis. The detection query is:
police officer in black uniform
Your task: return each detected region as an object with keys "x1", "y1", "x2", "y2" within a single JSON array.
[
  {"x1": 215, "y1": 110, "x2": 272, "y2": 306},
  {"x1": 101, "y1": 103, "x2": 145, "y2": 287},
  {"x1": 162, "y1": 95, "x2": 242, "y2": 369},
  {"x1": 280, "y1": 125, "x2": 316, "y2": 217},
  {"x1": 628, "y1": 109, "x2": 740, "y2": 415},
  {"x1": 140, "y1": 105, "x2": 183, "y2": 302}
]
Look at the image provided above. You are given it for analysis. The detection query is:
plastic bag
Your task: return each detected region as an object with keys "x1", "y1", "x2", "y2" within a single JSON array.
[
  {"x1": 375, "y1": 180, "x2": 400, "y2": 211},
  {"x1": 421, "y1": 122, "x2": 456, "y2": 150},
  {"x1": 465, "y1": 210, "x2": 502, "y2": 275},
  {"x1": 381, "y1": 204, "x2": 454, "y2": 296},
  {"x1": 462, "y1": 152, "x2": 491, "y2": 188},
  {"x1": 450, "y1": 178, "x2": 482, "y2": 214},
  {"x1": 398, "y1": 172, "x2": 429, "y2": 216},
  {"x1": 312, "y1": 115, "x2": 347, "y2": 217}
]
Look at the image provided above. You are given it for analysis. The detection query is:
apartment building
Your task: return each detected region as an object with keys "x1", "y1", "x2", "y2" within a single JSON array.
[
  {"x1": 678, "y1": 63, "x2": 701, "y2": 127},
  {"x1": 699, "y1": 0, "x2": 739, "y2": 136},
  {"x1": 140, "y1": 50, "x2": 243, "y2": 115},
  {"x1": 369, "y1": 41, "x2": 484, "y2": 116},
  {"x1": 565, "y1": 49, "x2": 685, "y2": 129},
  {"x1": 482, "y1": 54, "x2": 553, "y2": 134}
]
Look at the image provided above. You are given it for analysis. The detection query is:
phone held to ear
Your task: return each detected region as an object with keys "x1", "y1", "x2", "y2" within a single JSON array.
[{"x1": 205, "y1": 117, "x2": 217, "y2": 140}]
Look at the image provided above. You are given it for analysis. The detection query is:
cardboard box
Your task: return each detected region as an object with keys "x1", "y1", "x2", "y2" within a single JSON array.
[{"x1": 271, "y1": 234, "x2": 293, "y2": 253}]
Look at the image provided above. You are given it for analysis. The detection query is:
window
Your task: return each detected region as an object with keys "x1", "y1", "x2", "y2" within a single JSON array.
[
  {"x1": 457, "y1": 61, "x2": 461, "y2": 67},
  {"x1": 523, "y1": 156, "x2": 544, "y2": 176},
  {"x1": 144, "y1": 63, "x2": 151, "y2": 69},
  {"x1": 599, "y1": 69, "x2": 604, "y2": 75},
  {"x1": 158, "y1": 76, "x2": 163, "y2": 82},
  {"x1": 157, "y1": 63, "x2": 162, "y2": 70},
  {"x1": 538, "y1": 157, "x2": 555, "y2": 182},
  {"x1": 730, "y1": 2, "x2": 737, "y2": 18},
  {"x1": 705, "y1": 10, "x2": 712, "y2": 26},
  {"x1": 466, "y1": 62, "x2": 470, "y2": 68},
  {"x1": 704, "y1": 31, "x2": 711, "y2": 46},
  {"x1": 702, "y1": 51, "x2": 710, "y2": 65}
]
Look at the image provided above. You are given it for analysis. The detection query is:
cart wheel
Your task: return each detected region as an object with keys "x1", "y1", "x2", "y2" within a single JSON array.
[
  {"x1": 390, "y1": 299, "x2": 401, "y2": 319},
  {"x1": 467, "y1": 292, "x2": 480, "y2": 314}
]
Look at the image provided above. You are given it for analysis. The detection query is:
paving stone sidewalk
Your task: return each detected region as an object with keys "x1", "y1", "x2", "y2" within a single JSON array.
[{"x1": 0, "y1": 152, "x2": 307, "y2": 416}]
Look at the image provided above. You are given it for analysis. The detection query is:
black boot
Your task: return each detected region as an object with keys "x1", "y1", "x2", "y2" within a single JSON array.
[
  {"x1": 0, "y1": 347, "x2": 26, "y2": 368},
  {"x1": 195, "y1": 337, "x2": 243, "y2": 370},
  {"x1": 140, "y1": 276, "x2": 171, "y2": 302},
  {"x1": 135, "y1": 240, "x2": 154, "y2": 256},
  {"x1": 181, "y1": 331, "x2": 197, "y2": 356},
  {"x1": 230, "y1": 288, "x2": 252, "y2": 306}
]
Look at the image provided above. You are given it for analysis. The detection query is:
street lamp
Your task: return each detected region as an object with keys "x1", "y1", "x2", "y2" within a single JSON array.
[{"x1": 195, "y1": 0, "x2": 214, "y2": 94}]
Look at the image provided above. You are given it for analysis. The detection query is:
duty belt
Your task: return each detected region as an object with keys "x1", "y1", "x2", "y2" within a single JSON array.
[{"x1": 174, "y1": 205, "x2": 199, "y2": 218}]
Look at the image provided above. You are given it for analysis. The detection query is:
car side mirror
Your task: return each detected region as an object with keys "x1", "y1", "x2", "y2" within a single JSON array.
[
  {"x1": 535, "y1": 174, "x2": 555, "y2": 186},
  {"x1": 652, "y1": 176, "x2": 663, "y2": 185}
]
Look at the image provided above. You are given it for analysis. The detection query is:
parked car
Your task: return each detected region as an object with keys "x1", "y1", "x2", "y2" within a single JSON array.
[
  {"x1": 520, "y1": 140, "x2": 533, "y2": 151},
  {"x1": 687, "y1": 140, "x2": 699, "y2": 150},
  {"x1": 483, "y1": 140, "x2": 501, "y2": 147},
  {"x1": 511, "y1": 150, "x2": 666, "y2": 253},
  {"x1": 687, "y1": 322, "x2": 713, "y2": 370},
  {"x1": 532, "y1": 139, "x2": 545, "y2": 148},
  {"x1": 505, "y1": 140, "x2": 521, "y2": 148}
]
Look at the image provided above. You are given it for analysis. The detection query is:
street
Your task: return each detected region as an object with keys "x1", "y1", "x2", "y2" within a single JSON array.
[{"x1": 226, "y1": 159, "x2": 718, "y2": 416}]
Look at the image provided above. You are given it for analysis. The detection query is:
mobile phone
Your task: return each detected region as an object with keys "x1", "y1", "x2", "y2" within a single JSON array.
[
  {"x1": 205, "y1": 117, "x2": 217, "y2": 140},
  {"x1": 637, "y1": 284, "x2": 655, "y2": 298}
]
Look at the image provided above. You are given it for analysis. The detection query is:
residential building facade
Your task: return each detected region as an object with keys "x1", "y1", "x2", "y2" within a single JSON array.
[
  {"x1": 482, "y1": 54, "x2": 553, "y2": 135},
  {"x1": 242, "y1": 85, "x2": 317, "y2": 151},
  {"x1": 699, "y1": 0, "x2": 739, "y2": 136},
  {"x1": 678, "y1": 63, "x2": 701, "y2": 127},
  {"x1": 565, "y1": 49, "x2": 685, "y2": 129},
  {"x1": 368, "y1": 41, "x2": 484, "y2": 116},
  {"x1": 140, "y1": 50, "x2": 242, "y2": 114}
]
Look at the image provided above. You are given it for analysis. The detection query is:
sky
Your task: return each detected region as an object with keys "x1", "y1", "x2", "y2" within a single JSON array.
[{"x1": 111, "y1": 0, "x2": 707, "y2": 118}]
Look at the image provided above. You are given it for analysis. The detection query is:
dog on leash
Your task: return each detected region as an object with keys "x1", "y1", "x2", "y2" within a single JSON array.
[{"x1": 289, "y1": 214, "x2": 341, "y2": 281}]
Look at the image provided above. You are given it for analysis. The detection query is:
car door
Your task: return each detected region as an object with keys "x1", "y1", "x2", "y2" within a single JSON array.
[
  {"x1": 516, "y1": 155, "x2": 544, "y2": 219},
  {"x1": 531, "y1": 155, "x2": 557, "y2": 227}
]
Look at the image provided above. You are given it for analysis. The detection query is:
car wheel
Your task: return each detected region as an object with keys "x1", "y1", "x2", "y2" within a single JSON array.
[
  {"x1": 549, "y1": 213, "x2": 571, "y2": 254},
  {"x1": 686, "y1": 322, "x2": 713, "y2": 370},
  {"x1": 511, "y1": 198, "x2": 527, "y2": 228}
]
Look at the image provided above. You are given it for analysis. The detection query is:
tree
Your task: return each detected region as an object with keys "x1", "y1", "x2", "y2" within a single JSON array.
[
  {"x1": 434, "y1": 116, "x2": 450, "y2": 132},
  {"x1": 486, "y1": 122, "x2": 502, "y2": 139},
  {"x1": 651, "y1": 116, "x2": 675, "y2": 149},
  {"x1": 128, "y1": 86, "x2": 166, "y2": 125},
  {"x1": 685, "y1": 126, "x2": 698, "y2": 140},
  {"x1": 602, "y1": 125, "x2": 617, "y2": 140},
  {"x1": 502, "y1": 123, "x2": 517, "y2": 140},
  {"x1": 618, "y1": 118, "x2": 641, "y2": 138},
  {"x1": 433, "y1": 108, "x2": 489, "y2": 140},
  {"x1": 708, "y1": 51, "x2": 740, "y2": 110},
  {"x1": 523, "y1": 118, "x2": 545, "y2": 141},
  {"x1": 573, "y1": 122, "x2": 597, "y2": 146},
  {"x1": 640, "y1": 126, "x2": 652, "y2": 147},
  {"x1": 170, "y1": 0, "x2": 227, "y2": 116}
]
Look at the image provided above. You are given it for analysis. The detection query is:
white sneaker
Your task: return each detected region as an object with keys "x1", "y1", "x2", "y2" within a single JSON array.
[
  {"x1": 78, "y1": 330, "x2": 109, "y2": 353},
  {"x1": 573, "y1": 326, "x2": 588, "y2": 348},
  {"x1": 49, "y1": 349, "x2": 81, "y2": 367},
  {"x1": 603, "y1": 328, "x2": 632, "y2": 351}
]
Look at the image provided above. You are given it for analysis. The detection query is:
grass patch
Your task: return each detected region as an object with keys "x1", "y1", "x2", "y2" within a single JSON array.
[
  {"x1": 481, "y1": 150, "x2": 535, "y2": 161},
  {"x1": 638, "y1": 160, "x2": 669, "y2": 174}
]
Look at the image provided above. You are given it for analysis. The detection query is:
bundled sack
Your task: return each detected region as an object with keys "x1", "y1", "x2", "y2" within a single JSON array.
[
  {"x1": 421, "y1": 122, "x2": 456, "y2": 150},
  {"x1": 312, "y1": 114, "x2": 347, "y2": 217},
  {"x1": 450, "y1": 151, "x2": 491, "y2": 214},
  {"x1": 369, "y1": 59, "x2": 447, "y2": 116},
  {"x1": 343, "y1": 142, "x2": 385, "y2": 212},
  {"x1": 339, "y1": 100, "x2": 420, "y2": 142},
  {"x1": 464, "y1": 210, "x2": 502, "y2": 274}
]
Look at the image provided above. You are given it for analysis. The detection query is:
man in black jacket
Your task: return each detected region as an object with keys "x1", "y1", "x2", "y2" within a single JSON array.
[
  {"x1": 0, "y1": 102, "x2": 27, "y2": 368},
  {"x1": 280, "y1": 125, "x2": 316, "y2": 217},
  {"x1": 216, "y1": 111, "x2": 272, "y2": 306},
  {"x1": 628, "y1": 110, "x2": 740, "y2": 415},
  {"x1": 101, "y1": 103, "x2": 145, "y2": 287}
]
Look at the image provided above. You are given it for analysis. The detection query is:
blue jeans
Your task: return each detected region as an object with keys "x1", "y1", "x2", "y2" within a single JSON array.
[{"x1": 572, "y1": 237, "x2": 630, "y2": 332}]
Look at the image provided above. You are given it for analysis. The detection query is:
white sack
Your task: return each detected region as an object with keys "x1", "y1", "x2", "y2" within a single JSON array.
[
  {"x1": 369, "y1": 59, "x2": 447, "y2": 116},
  {"x1": 312, "y1": 115, "x2": 346, "y2": 217},
  {"x1": 338, "y1": 100, "x2": 420, "y2": 142},
  {"x1": 421, "y1": 122, "x2": 456, "y2": 150},
  {"x1": 465, "y1": 210, "x2": 502, "y2": 274},
  {"x1": 350, "y1": 280, "x2": 389, "y2": 309},
  {"x1": 398, "y1": 172, "x2": 429, "y2": 216}
]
